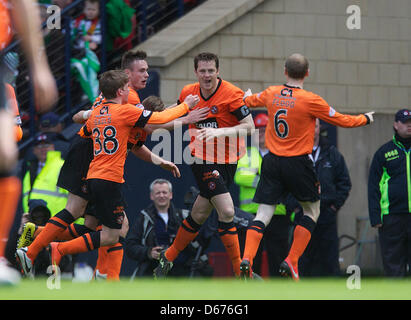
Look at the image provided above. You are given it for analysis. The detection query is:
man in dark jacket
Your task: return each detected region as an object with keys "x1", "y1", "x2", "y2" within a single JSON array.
[
  {"x1": 368, "y1": 109, "x2": 411, "y2": 277},
  {"x1": 125, "y1": 179, "x2": 212, "y2": 278},
  {"x1": 299, "y1": 119, "x2": 352, "y2": 277}
]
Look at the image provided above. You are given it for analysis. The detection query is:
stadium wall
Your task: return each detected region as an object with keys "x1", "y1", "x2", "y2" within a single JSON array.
[{"x1": 136, "y1": 0, "x2": 411, "y2": 273}]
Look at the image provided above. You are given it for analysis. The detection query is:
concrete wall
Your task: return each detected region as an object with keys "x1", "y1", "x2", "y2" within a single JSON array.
[{"x1": 141, "y1": 0, "x2": 411, "y2": 272}]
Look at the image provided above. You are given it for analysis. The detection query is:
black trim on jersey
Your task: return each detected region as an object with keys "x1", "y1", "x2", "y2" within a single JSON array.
[
  {"x1": 283, "y1": 83, "x2": 302, "y2": 89},
  {"x1": 200, "y1": 77, "x2": 222, "y2": 101},
  {"x1": 82, "y1": 125, "x2": 92, "y2": 137},
  {"x1": 231, "y1": 105, "x2": 250, "y2": 121},
  {"x1": 134, "y1": 110, "x2": 153, "y2": 127},
  {"x1": 107, "y1": 245, "x2": 123, "y2": 253}
]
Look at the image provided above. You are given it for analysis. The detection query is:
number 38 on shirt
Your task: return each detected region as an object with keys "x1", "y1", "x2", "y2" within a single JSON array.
[{"x1": 92, "y1": 125, "x2": 119, "y2": 156}]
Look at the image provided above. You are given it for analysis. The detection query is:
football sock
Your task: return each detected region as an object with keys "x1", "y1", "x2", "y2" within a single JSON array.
[
  {"x1": 27, "y1": 208, "x2": 75, "y2": 262},
  {"x1": 165, "y1": 214, "x2": 201, "y2": 262},
  {"x1": 0, "y1": 176, "x2": 21, "y2": 257},
  {"x1": 57, "y1": 231, "x2": 101, "y2": 256},
  {"x1": 218, "y1": 220, "x2": 242, "y2": 277},
  {"x1": 105, "y1": 241, "x2": 123, "y2": 281},
  {"x1": 33, "y1": 226, "x2": 44, "y2": 238},
  {"x1": 287, "y1": 215, "x2": 316, "y2": 266},
  {"x1": 55, "y1": 223, "x2": 94, "y2": 241},
  {"x1": 242, "y1": 220, "x2": 266, "y2": 266}
]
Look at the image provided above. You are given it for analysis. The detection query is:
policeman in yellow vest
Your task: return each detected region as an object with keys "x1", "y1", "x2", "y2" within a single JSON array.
[
  {"x1": 234, "y1": 112, "x2": 300, "y2": 276},
  {"x1": 21, "y1": 134, "x2": 68, "y2": 217}
]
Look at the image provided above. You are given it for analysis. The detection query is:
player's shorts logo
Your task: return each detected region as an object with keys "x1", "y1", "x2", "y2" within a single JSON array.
[
  {"x1": 81, "y1": 184, "x2": 88, "y2": 194},
  {"x1": 208, "y1": 181, "x2": 216, "y2": 190},
  {"x1": 116, "y1": 214, "x2": 124, "y2": 225}
]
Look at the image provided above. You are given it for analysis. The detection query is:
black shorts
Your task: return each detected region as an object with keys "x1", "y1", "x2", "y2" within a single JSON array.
[
  {"x1": 253, "y1": 153, "x2": 320, "y2": 204},
  {"x1": 57, "y1": 135, "x2": 93, "y2": 200},
  {"x1": 190, "y1": 163, "x2": 237, "y2": 199},
  {"x1": 87, "y1": 179, "x2": 125, "y2": 229}
]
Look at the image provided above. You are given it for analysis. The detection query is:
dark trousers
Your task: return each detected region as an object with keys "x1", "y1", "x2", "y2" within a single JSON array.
[
  {"x1": 299, "y1": 220, "x2": 340, "y2": 277},
  {"x1": 378, "y1": 214, "x2": 411, "y2": 277}
]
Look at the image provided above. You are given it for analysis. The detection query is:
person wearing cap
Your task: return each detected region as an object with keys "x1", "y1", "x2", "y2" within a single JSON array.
[
  {"x1": 20, "y1": 133, "x2": 68, "y2": 217},
  {"x1": 368, "y1": 108, "x2": 411, "y2": 277},
  {"x1": 298, "y1": 119, "x2": 352, "y2": 277},
  {"x1": 234, "y1": 111, "x2": 300, "y2": 276},
  {"x1": 39, "y1": 112, "x2": 63, "y2": 134},
  {"x1": 38, "y1": 112, "x2": 70, "y2": 158}
]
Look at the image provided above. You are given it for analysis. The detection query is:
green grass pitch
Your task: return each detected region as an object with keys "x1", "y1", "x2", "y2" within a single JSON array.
[{"x1": 1, "y1": 277, "x2": 411, "y2": 300}]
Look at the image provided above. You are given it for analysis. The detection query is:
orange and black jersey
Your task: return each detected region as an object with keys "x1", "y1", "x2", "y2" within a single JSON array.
[
  {"x1": 77, "y1": 87, "x2": 148, "y2": 148},
  {"x1": 245, "y1": 84, "x2": 368, "y2": 157},
  {"x1": 0, "y1": 0, "x2": 12, "y2": 50},
  {"x1": 178, "y1": 78, "x2": 250, "y2": 163},
  {"x1": 83, "y1": 101, "x2": 189, "y2": 183}
]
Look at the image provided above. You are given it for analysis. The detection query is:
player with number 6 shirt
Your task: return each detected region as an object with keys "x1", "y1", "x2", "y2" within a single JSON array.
[{"x1": 240, "y1": 53, "x2": 375, "y2": 281}]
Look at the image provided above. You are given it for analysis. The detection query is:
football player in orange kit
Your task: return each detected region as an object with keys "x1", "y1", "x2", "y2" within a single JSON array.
[
  {"x1": 0, "y1": 0, "x2": 57, "y2": 285},
  {"x1": 17, "y1": 69, "x2": 200, "y2": 274},
  {"x1": 154, "y1": 52, "x2": 255, "y2": 278},
  {"x1": 240, "y1": 53, "x2": 375, "y2": 281}
]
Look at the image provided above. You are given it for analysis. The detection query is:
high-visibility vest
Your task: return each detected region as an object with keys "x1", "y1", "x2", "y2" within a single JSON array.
[
  {"x1": 22, "y1": 150, "x2": 68, "y2": 216},
  {"x1": 234, "y1": 146, "x2": 287, "y2": 215}
]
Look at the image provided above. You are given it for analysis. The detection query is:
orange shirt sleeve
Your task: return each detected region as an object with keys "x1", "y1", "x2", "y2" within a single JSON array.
[
  {"x1": 308, "y1": 94, "x2": 367, "y2": 128},
  {"x1": 134, "y1": 102, "x2": 189, "y2": 127},
  {"x1": 228, "y1": 87, "x2": 246, "y2": 112},
  {"x1": 244, "y1": 89, "x2": 270, "y2": 108}
]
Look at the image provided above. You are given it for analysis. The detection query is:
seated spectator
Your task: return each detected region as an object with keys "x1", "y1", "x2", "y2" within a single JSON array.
[{"x1": 125, "y1": 179, "x2": 213, "y2": 278}]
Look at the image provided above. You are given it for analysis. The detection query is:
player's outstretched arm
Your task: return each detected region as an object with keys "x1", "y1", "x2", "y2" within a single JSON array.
[
  {"x1": 130, "y1": 144, "x2": 181, "y2": 178},
  {"x1": 144, "y1": 107, "x2": 209, "y2": 133},
  {"x1": 146, "y1": 95, "x2": 200, "y2": 125},
  {"x1": 72, "y1": 110, "x2": 92, "y2": 124}
]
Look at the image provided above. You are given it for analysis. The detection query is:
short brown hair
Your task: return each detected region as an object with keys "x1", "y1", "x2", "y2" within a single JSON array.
[
  {"x1": 194, "y1": 52, "x2": 219, "y2": 70},
  {"x1": 142, "y1": 96, "x2": 165, "y2": 112},
  {"x1": 121, "y1": 50, "x2": 147, "y2": 70},
  {"x1": 285, "y1": 53, "x2": 309, "y2": 80},
  {"x1": 98, "y1": 70, "x2": 129, "y2": 99}
]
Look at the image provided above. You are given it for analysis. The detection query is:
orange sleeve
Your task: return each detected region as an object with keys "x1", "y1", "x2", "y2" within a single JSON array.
[
  {"x1": 244, "y1": 90, "x2": 269, "y2": 108},
  {"x1": 228, "y1": 87, "x2": 246, "y2": 113},
  {"x1": 147, "y1": 102, "x2": 189, "y2": 124},
  {"x1": 15, "y1": 126, "x2": 23, "y2": 142},
  {"x1": 308, "y1": 94, "x2": 367, "y2": 128}
]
